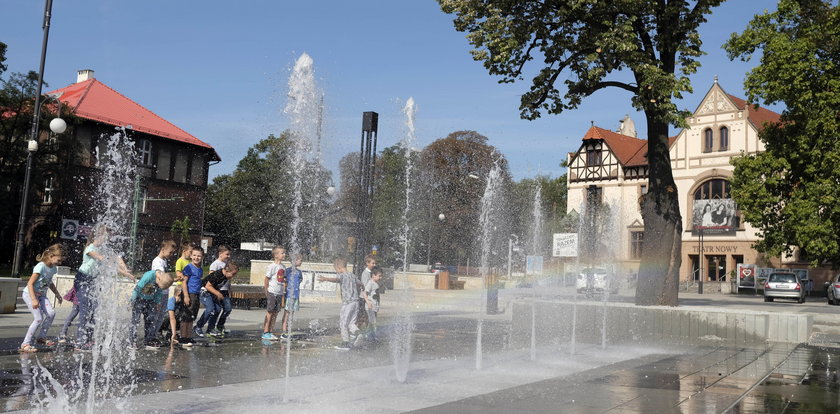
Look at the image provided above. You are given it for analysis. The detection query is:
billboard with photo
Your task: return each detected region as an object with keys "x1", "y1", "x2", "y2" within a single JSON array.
[{"x1": 692, "y1": 199, "x2": 736, "y2": 234}]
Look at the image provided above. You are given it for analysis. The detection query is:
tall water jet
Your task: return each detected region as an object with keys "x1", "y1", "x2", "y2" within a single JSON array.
[
  {"x1": 529, "y1": 182, "x2": 542, "y2": 361},
  {"x1": 391, "y1": 288, "x2": 415, "y2": 382},
  {"x1": 476, "y1": 161, "x2": 504, "y2": 370},
  {"x1": 70, "y1": 127, "x2": 138, "y2": 412},
  {"x1": 284, "y1": 52, "x2": 322, "y2": 257},
  {"x1": 399, "y1": 98, "x2": 417, "y2": 272}
]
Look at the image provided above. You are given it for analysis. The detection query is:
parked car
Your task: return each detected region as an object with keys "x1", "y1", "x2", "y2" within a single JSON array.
[
  {"x1": 763, "y1": 272, "x2": 806, "y2": 303},
  {"x1": 576, "y1": 268, "x2": 618, "y2": 295},
  {"x1": 825, "y1": 273, "x2": 840, "y2": 305}
]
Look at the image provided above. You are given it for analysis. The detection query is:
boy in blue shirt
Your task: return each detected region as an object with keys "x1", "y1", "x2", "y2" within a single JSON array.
[
  {"x1": 130, "y1": 270, "x2": 174, "y2": 349},
  {"x1": 281, "y1": 254, "x2": 304, "y2": 336},
  {"x1": 182, "y1": 248, "x2": 204, "y2": 337}
]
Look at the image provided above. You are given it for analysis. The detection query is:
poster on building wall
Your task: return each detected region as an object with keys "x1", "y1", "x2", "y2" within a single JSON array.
[
  {"x1": 693, "y1": 199, "x2": 736, "y2": 234},
  {"x1": 60, "y1": 219, "x2": 79, "y2": 240},
  {"x1": 552, "y1": 233, "x2": 578, "y2": 257},
  {"x1": 737, "y1": 263, "x2": 756, "y2": 288}
]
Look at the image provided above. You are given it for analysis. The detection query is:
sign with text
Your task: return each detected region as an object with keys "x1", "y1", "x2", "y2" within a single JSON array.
[
  {"x1": 552, "y1": 233, "x2": 578, "y2": 257},
  {"x1": 737, "y1": 263, "x2": 756, "y2": 288},
  {"x1": 60, "y1": 219, "x2": 79, "y2": 240}
]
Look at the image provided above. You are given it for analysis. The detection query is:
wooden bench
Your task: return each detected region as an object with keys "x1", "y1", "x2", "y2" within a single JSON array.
[
  {"x1": 449, "y1": 280, "x2": 466, "y2": 290},
  {"x1": 229, "y1": 290, "x2": 265, "y2": 310}
]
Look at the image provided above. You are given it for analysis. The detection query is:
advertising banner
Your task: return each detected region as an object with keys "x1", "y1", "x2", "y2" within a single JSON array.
[
  {"x1": 693, "y1": 199, "x2": 736, "y2": 234},
  {"x1": 552, "y1": 233, "x2": 578, "y2": 257}
]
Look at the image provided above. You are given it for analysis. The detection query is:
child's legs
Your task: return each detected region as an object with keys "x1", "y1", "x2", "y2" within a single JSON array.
[
  {"x1": 141, "y1": 300, "x2": 157, "y2": 341},
  {"x1": 217, "y1": 291, "x2": 232, "y2": 330},
  {"x1": 366, "y1": 308, "x2": 377, "y2": 336},
  {"x1": 129, "y1": 300, "x2": 143, "y2": 341},
  {"x1": 206, "y1": 298, "x2": 222, "y2": 332},
  {"x1": 339, "y1": 301, "x2": 358, "y2": 342},
  {"x1": 21, "y1": 293, "x2": 44, "y2": 346},
  {"x1": 75, "y1": 280, "x2": 96, "y2": 344},
  {"x1": 60, "y1": 303, "x2": 80, "y2": 337},
  {"x1": 36, "y1": 297, "x2": 56, "y2": 339},
  {"x1": 196, "y1": 292, "x2": 212, "y2": 329}
]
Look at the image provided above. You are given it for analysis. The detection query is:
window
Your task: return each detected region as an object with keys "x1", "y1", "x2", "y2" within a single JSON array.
[
  {"x1": 631, "y1": 231, "x2": 644, "y2": 259},
  {"x1": 703, "y1": 128, "x2": 713, "y2": 152},
  {"x1": 586, "y1": 185, "x2": 602, "y2": 208},
  {"x1": 694, "y1": 179, "x2": 731, "y2": 200},
  {"x1": 173, "y1": 150, "x2": 188, "y2": 183},
  {"x1": 138, "y1": 139, "x2": 153, "y2": 166},
  {"x1": 190, "y1": 154, "x2": 206, "y2": 185},
  {"x1": 42, "y1": 176, "x2": 55, "y2": 204},
  {"x1": 156, "y1": 146, "x2": 171, "y2": 180},
  {"x1": 719, "y1": 126, "x2": 729, "y2": 151},
  {"x1": 586, "y1": 149, "x2": 602, "y2": 166}
]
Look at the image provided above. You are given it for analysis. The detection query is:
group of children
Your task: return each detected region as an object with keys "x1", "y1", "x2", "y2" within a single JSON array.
[
  {"x1": 319, "y1": 254, "x2": 383, "y2": 350},
  {"x1": 20, "y1": 233, "x2": 385, "y2": 353},
  {"x1": 19, "y1": 229, "x2": 239, "y2": 352}
]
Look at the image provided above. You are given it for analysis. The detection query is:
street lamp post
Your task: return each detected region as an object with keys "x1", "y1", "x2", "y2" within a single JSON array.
[{"x1": 11, "y1": 0, "x2": 61, "y2": 277}]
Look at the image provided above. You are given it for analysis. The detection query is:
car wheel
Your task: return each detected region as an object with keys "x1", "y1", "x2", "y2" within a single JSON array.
[
  {"x1": 799, "y1": 297, "x2": 806, "y2": 304},
  {"x1": 764, "y1": 296, "x2": 772, "y2": 302}
]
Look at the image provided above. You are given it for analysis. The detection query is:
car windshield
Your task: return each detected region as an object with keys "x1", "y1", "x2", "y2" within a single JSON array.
[{"x1": 769, "y1": 273, "x2": 797, "y2": 283}]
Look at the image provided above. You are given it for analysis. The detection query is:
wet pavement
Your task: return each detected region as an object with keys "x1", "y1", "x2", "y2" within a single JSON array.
[{"x1": 2, "y1": 288, "x2": 840, "y2": 412}]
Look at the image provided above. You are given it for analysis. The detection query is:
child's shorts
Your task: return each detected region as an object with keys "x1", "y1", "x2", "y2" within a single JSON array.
[
  {"x1": 285, "y1": 297, "x2": 299, "y2": 312},
  {"x1": 175, "y1": 301, "x2": 194, "y2": 322},
  {"x1": 266, "y1": 292, "x2": 285, "y2": 313}
]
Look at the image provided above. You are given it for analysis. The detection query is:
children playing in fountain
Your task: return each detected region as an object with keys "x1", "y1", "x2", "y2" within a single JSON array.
[
  {"x1": 318, "y1": 257, "x2": 362, "y2": 350},
  {"x1": 182, "y1": 247, "x2": 204, "y2": 338},
  {"x1": 200, "y1": 245, "x2": 233, "y2": 336},
  {"x1": 263, "y1": 246, "x2": 287, "y2": 340},
  {"x1": 200, "y1": 262, "x2": 239, "y2": 337},
  {"x1": 281, "y1": 253, "x2": 304, "y2": 338},
  {"x1": 20, "y1": 244, "x2": 65, "y2": 353},
  {"x1": 362, "y1": 266, "x2": 383, "y2": 342},
  {"x1": 151, "y1": 240, "x2": 177, "y2": 340},
  {"x1": 130, "y1": 268, "x2": 174, "y2": 349}
]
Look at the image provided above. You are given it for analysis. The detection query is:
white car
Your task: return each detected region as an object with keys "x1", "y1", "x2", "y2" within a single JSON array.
[{"x1": 576, "y1": 268, "x2": 618, "y2": 294}]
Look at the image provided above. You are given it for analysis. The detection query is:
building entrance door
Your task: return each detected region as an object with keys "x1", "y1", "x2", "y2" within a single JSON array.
[{"x1": 707, "y1": 255, "x2": 726, "y2": 281}]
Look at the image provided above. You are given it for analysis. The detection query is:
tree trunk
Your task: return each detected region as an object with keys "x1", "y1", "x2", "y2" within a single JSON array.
[{"x1": 635, "y1": 116, "x2": 681, "y2": 306}]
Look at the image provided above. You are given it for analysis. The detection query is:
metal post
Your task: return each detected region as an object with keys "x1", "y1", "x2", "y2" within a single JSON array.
[
  {"x1": 11, "y1": 0, "x2": 55, "y2": 277},
  {"x1": 354, "y1": 111, "x2": 377, "y2": 274},
  {"x1": 507, "y1": 237, "x2": 513, "y2": 278},
  {"x1": 698, "y1": 228, "x2": 704, "y2": 294}
]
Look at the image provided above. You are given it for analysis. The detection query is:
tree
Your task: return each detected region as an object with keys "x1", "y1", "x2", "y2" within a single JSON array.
[
  {"x1": 439, "y1": 0, "x2": 726, "y2": 305},
  {"x1": 417, "y1": 131, "x2": 511, "y2": 270},
  {"x1": 725, "y1": 0, "x2": 840, "y2": 265},
  {"x1": 204, "y1": 133, "x2": 332, "y2": 252},
  {"x1": 170, "y1": 216, "x2": 191, "y2": 246}
]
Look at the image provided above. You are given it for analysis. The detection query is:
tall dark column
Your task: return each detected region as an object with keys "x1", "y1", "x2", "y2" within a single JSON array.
[{"x1": 354, "y1": 111, "x2": 378, "y2": 274}]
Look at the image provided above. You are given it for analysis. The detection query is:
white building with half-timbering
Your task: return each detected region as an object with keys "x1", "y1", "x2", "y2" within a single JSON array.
[{"x1": 565, "y1": 80, "x2": 830, "y2": 286}]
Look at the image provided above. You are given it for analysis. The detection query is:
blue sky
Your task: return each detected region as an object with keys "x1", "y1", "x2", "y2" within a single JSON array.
[{"x1": 2, "y1": 1, "x2": 783, "y2": 183}]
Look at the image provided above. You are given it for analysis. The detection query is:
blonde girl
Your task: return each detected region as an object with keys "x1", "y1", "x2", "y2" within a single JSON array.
[{"x1": 20, "y1": 244, "x2": 65, "y2": 353}]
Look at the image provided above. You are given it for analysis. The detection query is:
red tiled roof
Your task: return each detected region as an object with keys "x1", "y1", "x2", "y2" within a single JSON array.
[
  {"x1": 727, "y1": 94, "x2": 781, "y2": 133},
  {"x1": 47, "y1": 79, "x2": 219, "y2": 161},
  {"x1": 582, "y1": 126, "x2": 647, "y2": 166}
]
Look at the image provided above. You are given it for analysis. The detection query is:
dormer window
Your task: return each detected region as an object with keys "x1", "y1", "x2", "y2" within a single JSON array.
[
  {"x1": 586, "y1": 149, "x2": 602, "y2": 166},
  {"x1": 719, "y1": 126, "x2": 729, "y2": 151},
  {"x1": 703, "y1": 128, "x2": 713, "y2": 153},
  {"x1": 138, "y1": 139, "x2": 153, "y2": 166}
]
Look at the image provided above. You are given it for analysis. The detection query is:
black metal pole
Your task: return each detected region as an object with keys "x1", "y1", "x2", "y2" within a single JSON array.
[{"x1": 12, "y1": 0, "x2": 54, "y2": 277}]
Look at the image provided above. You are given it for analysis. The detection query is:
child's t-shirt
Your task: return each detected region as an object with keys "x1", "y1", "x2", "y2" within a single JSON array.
[
  {"x1": 338, "y1": 272, "x2": 359, "y2": 304},
  {"x1": 265, "y1": 263, "x2": 286, "y2": 295},
  {"x1": 152, "y1": 256, "x2": 168, "y2": 272},
  {"x1": 209, "y1": 259, "x2": 230, "y2": 291},
  {"x1": 286, "y1": 267, "x2": 302, "y2": 299},
  {"x1": 364, "y1": 279, "x2": 380, "y2": 312},
  {"x1": 31, "y1": 262, "x2": 57, "y2": 296},
  {"x1": 78, "y1": 244, "x2": 100, "y2": 276},
  {"x1": 175, "y1": 257, "x2": 190, "y2": 274},
  {"x1": 183, "y1": 263, "x2": 203, "y2": 294},
  {"x1": 133, "y1": 270, "x2": 163, "y2": 302},
  {"x1": 205, "y1": 270, "x2": 229, "y2": 292}
]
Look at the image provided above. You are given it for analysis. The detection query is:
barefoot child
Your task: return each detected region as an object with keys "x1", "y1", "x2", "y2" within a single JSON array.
[
  {"x1": 20, "y1": 244, "x2": 64, "y2": 353},
  {"x1": 262, "y1": 246, "x2": 286, "y2": 340}
]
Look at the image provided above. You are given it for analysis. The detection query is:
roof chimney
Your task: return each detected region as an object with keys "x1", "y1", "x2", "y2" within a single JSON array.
[{"x1": 76, "y1": 69, "x2": 94, "y2": 83}]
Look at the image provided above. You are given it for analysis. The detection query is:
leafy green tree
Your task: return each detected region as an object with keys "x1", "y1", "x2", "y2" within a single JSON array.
[
  {"x1": 725, "y1": 0, "x2": 840, "y2": 265},
  {"x1": 204, "y1": 133, "x2": 332, "y2": 252},
  {"x1": 438, "y1": 0, "x2": 726, "y2": 305},
  {"x1": 170, "y1": 216, "x2": 191, "y2": 246},
  {"x1": 417, "y1": 131, "x2": 511, "y2": 270}
]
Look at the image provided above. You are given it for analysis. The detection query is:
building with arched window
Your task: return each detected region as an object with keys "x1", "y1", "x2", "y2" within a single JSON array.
[{"x1": 565, "y1": 80, "x2": 826, "y2": 285}]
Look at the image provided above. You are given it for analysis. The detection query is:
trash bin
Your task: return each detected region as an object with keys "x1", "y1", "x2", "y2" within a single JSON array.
[{"x1": 437, "y1": 270, "x2": 450, "y2": 290}]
